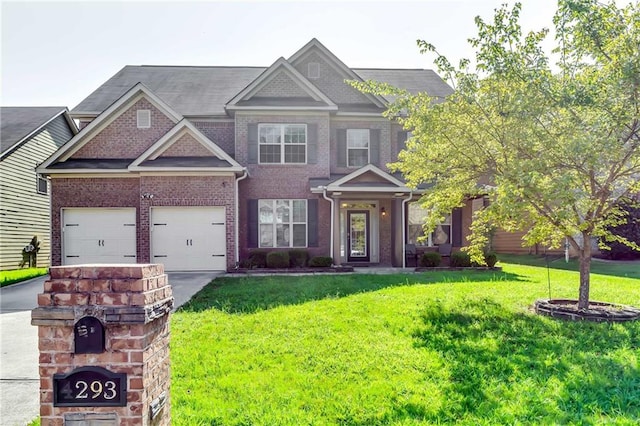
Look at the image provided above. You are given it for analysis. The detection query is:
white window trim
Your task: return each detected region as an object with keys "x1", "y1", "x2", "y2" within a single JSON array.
[
  {"x1": 137, "y1": 110, "x2": 151, "y2": 129},
  {"x1": 36, "y1": 174, "x2": 48, "y2": 195},
  {"x1": 258, "y1": 123, "x2": 307, "y2": 165},
  {"x1": 408, "y1": 203, "x2": 452, "y2": 246},
  {"x1": 258, "y1": 199, "x2": 308, "y2": 248},
  {"x1": 346, "y1": 129, "x2": 370, "y2": 168}
]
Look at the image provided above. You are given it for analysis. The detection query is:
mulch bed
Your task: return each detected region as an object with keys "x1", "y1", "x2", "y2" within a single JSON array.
[
  {"x1": 534, "y1": 299, "x2": 640, "y2": 322},
  {"x1": 228, "y1": 266, "x2": 354, "y2": 274}
]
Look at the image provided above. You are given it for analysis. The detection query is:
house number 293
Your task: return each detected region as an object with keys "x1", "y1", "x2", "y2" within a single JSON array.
[
  {"x1": 69, "y1": 380, "x2": 118, "y2": 399},
  {"x1": 53, "y1": 366, "x2": 127, "y2": 407}
]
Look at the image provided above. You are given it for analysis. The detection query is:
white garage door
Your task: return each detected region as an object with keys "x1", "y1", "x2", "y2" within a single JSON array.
[
  {"x1": 151, "y1": 207, "x2": 226, "y2": 271},
  {"x1": 62, "y1": 208, "x2": 137, "y2": 265}
]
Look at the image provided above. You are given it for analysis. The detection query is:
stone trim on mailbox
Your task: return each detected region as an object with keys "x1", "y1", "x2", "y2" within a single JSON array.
[{"x1": 32, "y1": 264, "x2": 173, "y2": 426}]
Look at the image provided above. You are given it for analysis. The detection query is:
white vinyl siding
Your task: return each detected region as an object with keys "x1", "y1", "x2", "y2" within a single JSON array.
[
  {"x1": 0, "y1": 115, "x2": 74, "y2": 270},
  {"x1": 259, "y1": 199, "x2": 307, "y2": 248},
  {"x1": 258, "y1": 124, "x2": 307, "y2": 164}
]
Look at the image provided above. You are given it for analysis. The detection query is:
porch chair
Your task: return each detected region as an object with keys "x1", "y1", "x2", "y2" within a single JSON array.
[
  {"x1": 405, "y1": 244, "x2": 418, "y2": 267},
  {"x1": 438, "y1": 243, "x2": 452, "y2": 266}
]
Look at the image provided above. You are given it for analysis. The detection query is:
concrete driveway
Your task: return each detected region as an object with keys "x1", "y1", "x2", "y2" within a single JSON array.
[{"x1": 0, "y1": 271, "x2": 220, "y2": 426}]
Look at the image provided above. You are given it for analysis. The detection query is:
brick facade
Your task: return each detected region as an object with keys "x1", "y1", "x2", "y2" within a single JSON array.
[
  {"x1": 192, "y1": 121, "x2": 235, "y2": 157},
  {"x1": 72, "y1": 99, "x2": 175, "y2": 159},
  {"x1": 254, "y1": 71, "x2": 311, "y2": 98},
  {"x1": 160, "y1": 133, "x2": 212, "y2": 157}
]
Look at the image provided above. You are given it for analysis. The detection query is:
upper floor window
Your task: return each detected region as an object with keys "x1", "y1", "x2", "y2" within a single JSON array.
[
  {"x1": 137, "y1": 110, "x2": 151, "y2": 128},
  {"x1": 347, "y1": 129, "x2": 370, "y2": 168},
  {"x1": 259, "y1": 124, "x2": 307, "y2": 164},
  {"x1": 408, "y1": 203, "x2": 451, "y2": 246},
  {"x1": 36, "y1": 174, "x2": 48, "y2": 195},
  {"x1": 258, "y1": 199, "x2": 307, "y2": 247}
]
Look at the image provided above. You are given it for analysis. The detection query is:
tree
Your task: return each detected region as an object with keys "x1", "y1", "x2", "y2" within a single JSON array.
[{"x1": 353, "y1": 0, "x2": 640, "y2": 309}]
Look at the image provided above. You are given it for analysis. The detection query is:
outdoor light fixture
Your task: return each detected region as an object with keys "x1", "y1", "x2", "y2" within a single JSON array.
[{"x1": 381, "y1": 207, "x2": 386, "y2": 217}]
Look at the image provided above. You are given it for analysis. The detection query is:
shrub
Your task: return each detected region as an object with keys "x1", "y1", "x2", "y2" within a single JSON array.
[
  {"x1": 247, "y1": 249, "x2": 269, "y2": 268},
  {"x1": 484, "y1": 252, "x2": 498, "y2": 268},
  {"x1": 289, "y1": 249, "x2": 309, "y2": 268},
  {"x1": 419, "y1": 252, "x2": 441, "y2": 267},
  {"x1": 450, "y1": 251, "x2": 472, "y2": 267},
  {"x1": 309, "y1": 256, "x2": 333, "y2": 267},
  {"x1": 266, "y1": 251, "x2": 290, "y2": 269}
]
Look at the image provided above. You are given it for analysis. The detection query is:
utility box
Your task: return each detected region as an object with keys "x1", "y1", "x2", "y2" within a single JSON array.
[{"x1": 32, "y1": 264, "x2": 173, "y2": 425}]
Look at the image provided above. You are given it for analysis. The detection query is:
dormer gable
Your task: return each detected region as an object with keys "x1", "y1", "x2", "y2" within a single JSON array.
[
  {"x1": 288, "y1": 38, "x2": 387, "y2": 110},
  {"x1": 129, "y1": 119, "x2": 243, "y2": 172},
  {"x1": 226, "y1": 57, "x2": 337, "y2": 112},
  {"x1": 39, "y1": 83, "x2": 182, "y2": 172},
  {"x1": 313, "y1": 164, "x2": 411, "y2": 193}
]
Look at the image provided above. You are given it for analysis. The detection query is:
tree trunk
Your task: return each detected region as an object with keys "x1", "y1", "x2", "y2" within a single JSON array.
[{"x1": 577, "y1": 232, "x2": 592, "y2": 310}]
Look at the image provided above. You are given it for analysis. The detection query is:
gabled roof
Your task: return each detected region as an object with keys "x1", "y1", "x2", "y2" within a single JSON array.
[
  {"x1": 129, "y1": 119, "x2": 243, "y2": 172},
  {"x1": 39, "y1": 83, "x2": 182, "y2": 173},
  {"x1": 226, "y1": 57, "x2": 337, "y2": 111},
  {"x1": 288, "y1": 38, "x2": 388, "y2": 109},
  {"x1": 310, "y1": 164, "x2": 412, "y2": 193},
  {"x1": 69, "y1": 39, "x2": 453, "y2": 118},
  {"x1": 0, "y1": 107, "x2": 77, "y2": 159}
]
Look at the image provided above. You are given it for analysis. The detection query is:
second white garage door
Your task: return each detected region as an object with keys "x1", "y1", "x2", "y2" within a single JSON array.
[{"x1": 150, "y1": 207, "x2": 227, "y2": 271}]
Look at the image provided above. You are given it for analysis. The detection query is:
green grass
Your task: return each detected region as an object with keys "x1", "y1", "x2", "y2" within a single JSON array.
[
  {"x1": 497, "y1": 254, "x2": 640, "y2": 279},
  {"x1": 171, "y1": 264, "x2": 639, "y2": 425},
  {"x1": 0, "y1": 267, "x2": 47, "y2": 287}
]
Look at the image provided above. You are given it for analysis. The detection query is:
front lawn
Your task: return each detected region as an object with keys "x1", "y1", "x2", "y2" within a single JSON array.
[
  {"x1": 172, "y1": 264, "x2": 639, "y2": 425},
  {"x1": 0, "y1": 267, "x2": 47, "y2": 287}
]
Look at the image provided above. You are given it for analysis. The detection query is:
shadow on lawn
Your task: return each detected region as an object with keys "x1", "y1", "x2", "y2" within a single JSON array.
[
  {"x1": 499, "y1": 254, "x2": 640, "y2": 280},
  {"x1": 179, "y1": 270, "x2": 525, "y2": 313},
  {"x1": 403, "y1": 299, "x2": 640, "y2": 424}
]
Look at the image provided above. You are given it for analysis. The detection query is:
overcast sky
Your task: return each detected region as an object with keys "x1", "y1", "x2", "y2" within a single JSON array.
[{"x1": 1, "y1": 0, "x2": 558, "y2": 110}]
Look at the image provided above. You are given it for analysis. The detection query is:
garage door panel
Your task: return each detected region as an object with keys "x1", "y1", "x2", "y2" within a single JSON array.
[
  {"x1": 63, "y1": 208, "x2": 137, "y2": 265},
  {"x1": 151, "y1": 207, "x2": 226, "y2": 271}
]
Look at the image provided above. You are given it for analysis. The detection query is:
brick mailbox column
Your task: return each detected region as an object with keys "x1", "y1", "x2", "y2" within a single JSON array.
[{"x1": 31, "y1": 264, "x2": 173, "y2": 426}]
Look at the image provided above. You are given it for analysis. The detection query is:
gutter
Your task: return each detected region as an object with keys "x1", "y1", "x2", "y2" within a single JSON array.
[
  {"x1": 321, "y1": 187, "x2": 335, "y2": 264},
  {"x1": 234, "y1": 169, "x2": 249, "y2": 266}
]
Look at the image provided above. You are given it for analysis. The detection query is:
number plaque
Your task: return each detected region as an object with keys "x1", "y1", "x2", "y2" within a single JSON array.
[{"x1": 53, "y1": 366, "x2": 127, "y2": 407}]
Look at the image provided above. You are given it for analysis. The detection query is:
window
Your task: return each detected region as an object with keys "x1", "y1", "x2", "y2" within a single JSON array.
[
  {"x1": 36, "y1": 174, "x2": 48, "y2": 195},
  {"x1": 308, "y1": 62, "x2": 320, "y2": 79},
  {"x1": 137, "y1": 110, "x2": 151, "y2": 128},
  {"x1": 347, "y1": 129, "x2": 370, "y2": 168},
  {"x1": 259, "y1": 199, "x2": 307, "y2": 247},
  {"x1": 408, "y1": 203, "x2": 451, "y2": 246},
  {"x1": 259, "y1": 124, "x2": 306, "y2": 164}
]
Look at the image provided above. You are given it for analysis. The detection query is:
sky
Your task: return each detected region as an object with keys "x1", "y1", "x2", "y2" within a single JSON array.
[{"x1": 1, "y1": 0, "x2": 558, "y2": 110}]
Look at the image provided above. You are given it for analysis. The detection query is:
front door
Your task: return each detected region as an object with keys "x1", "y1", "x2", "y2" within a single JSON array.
[{"x1": 347, "y1": 211, "x2": 369, "y2": 262}]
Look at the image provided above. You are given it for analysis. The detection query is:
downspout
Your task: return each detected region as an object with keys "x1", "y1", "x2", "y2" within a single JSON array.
[
  {"x1": 321, "y1": 187, "x2": 335, "y2": 264},
  {"x1": 401, "y1": 191, "x2": 414, "y2": 268},
  {"x1": 234, "y1": 169, "x2": 249, "y2": 267}
]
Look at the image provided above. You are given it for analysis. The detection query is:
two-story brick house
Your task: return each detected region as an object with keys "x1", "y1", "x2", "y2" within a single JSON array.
[{"x1": 39, "y1": 39, "x2": 475, "y2": 271}]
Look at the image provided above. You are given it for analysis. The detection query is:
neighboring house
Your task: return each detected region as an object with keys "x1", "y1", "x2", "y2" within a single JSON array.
[
  {"x1": 0, "y1": 107, "x2": 77, "y2": 270},
  {"x1": 39, "y1": 38, "x2": 484, "y2": 271}
]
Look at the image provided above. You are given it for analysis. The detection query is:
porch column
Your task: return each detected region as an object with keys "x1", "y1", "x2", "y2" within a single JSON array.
[{"x1": 332, "y1": 197, "x2": 341, "y2": 265}]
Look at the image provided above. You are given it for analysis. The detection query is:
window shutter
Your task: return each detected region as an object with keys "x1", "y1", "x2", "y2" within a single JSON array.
[
  {"x1": 337, "y1": 129, "x2": 347, "y2": 167},
  {"x1": 452, "y1": 208, "x2": 463, "y2": 247},
  {"x1": 307, "y1": 199, "x2": 318, "y2": 247},
  {"x1": 370, "y1": 129, "x2": 380, "y2": 166},
  {"x1": 248, "y1": 199, "x2": 258, "y2": 248},
  {"x1": 307, "y1": 124, "x2": 318, "y2": 164},
  {"x1": 248, "y1": 124, "x2": 258, "y2": 164},
  {"x1": 397, "y1": 131, "x2": 408, "y2": 156}
]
